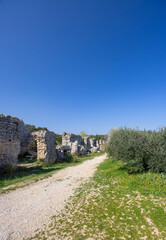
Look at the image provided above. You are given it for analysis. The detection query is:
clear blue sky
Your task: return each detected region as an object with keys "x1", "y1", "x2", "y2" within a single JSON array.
[{"x1": 0, "y1": 0, "x2": 166, "y2": 134}]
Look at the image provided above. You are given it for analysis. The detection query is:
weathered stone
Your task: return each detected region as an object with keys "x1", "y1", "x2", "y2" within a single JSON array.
[
  {"x1": 55, "y1": 145, "x2": 65, "y2": 160},
  {"x1": 90, "y1": 147, "x2": 99, "y2": 153},
  {"x1": 0, "y1": 115, "x2": 21, "y2": 170},
  {"x1": 62, "y1": 132, "x2": 85, "y2": 154},
  {"x1": 89, "y1": 138, "x2": 97, "y2": 148},
  {"x1": 18, "y1": 122, "x2": 32, "y2": 156},
  {"x1": 99, "y1": 139, "x2": 102, "y2": 145},
  {"x1": 32, "y1": 130, "x2": 57, "y2": 163},
  {"x1": 83, "y1": 137, "x2": 90, "y2": 151},
  {"x1": 27, "y1": 135, "x2": 37, "y2": 158},
  {"x1": 62, "y1": 132, "x2": 83, "y2": 146},
  {"x1": 99, "y1": 139, "x2": 107, "y2": 145},
  {"x1": 96, "y1": 140, "x2": 99, "y2": 147},
  {"x1": 71, "y1": 141, "x2": 78, "y2": 154},
  {"x1": 99, "y1": 144, "x2": 106, "y2": 152},
  {"x1": 55, "y1": 145, "x2": 71, "y2": 160},
  {"x1": 78, "y1": 145, "x2": 86, "y2": 155}
]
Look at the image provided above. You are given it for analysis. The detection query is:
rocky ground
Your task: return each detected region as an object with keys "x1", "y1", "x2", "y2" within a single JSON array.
[{"x1": 0, "y1": 154, "x2": 106, "y2": 240}]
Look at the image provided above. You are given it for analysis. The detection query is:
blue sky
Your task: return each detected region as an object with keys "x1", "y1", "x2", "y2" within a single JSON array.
[{"x1": 0, "y1": 0, "x2": 166, "y2": 134}]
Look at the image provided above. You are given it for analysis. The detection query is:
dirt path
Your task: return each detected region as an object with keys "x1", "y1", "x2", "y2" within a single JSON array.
[{"x1": 0, "y1": 154, "x2": 106, "y2": 240}]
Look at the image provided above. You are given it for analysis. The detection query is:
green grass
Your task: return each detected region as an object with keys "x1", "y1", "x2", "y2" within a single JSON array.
[
  {"x1": 30, "y1": 158, "x2": 166, "y2": 240},
  {"x1": 0, "y1": 152, "x2": 104, "y2": 194}
]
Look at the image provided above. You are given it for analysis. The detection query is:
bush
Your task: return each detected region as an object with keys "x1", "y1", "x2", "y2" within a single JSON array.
[
  {"x1": 25, "y1": 124, "x2": 48, "y2": 133},
  {"x1": 89, "y1": 134, "x2": 106, "y2": 141},
  {"x1": 107, "y1": 127, "x2": 166, "y2": 174},
  {"x1": 148, "y1": 128, "x2": 166, "y2": 173},
  {"x1": 56, "y1": 134, "x2": 62, "y2": 145},
  {"x1": 64, "y1": 153, "x2": 75, "y2": 163}
]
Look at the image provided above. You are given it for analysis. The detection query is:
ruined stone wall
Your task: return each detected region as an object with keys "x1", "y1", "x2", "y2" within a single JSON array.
[
  {"x1": 83, "y1": 137, "x2": 90, "y2": 151},
  {"x1": 0, "y1": 114, "x2": 38, "y2": 170},
  {"x1": 62, "y1": 132, "x2": 85, "y2": 154},
  {"x1": 89, "y1": 138, "x2": 97, "y2": 148},
  {"x1": 98, "y1": 139, "x2": 107, "y2": 151},
  {"x1": 62, "y1": 133, "x2": 107, "y2": 154},
  {"x1": 99, "y1": 139, "x2": 107, "y2": 145},
  {"x1": 0, "y1": 115, "x2": 21, "y2": 170},
  {"x1": 62, "y1": 132, "x2": 83, "y2": 146},
  {"x1": 89, "y1": 138, "x2": 108, "y2": 152},
  {"x1": 0, "y1": 113, "x2": 108, "y2": 171},
  {"x1": 32, "y1": 130, "x2": 57, "y2": 163},
  {"x1": 18, "y1": 121, "x2": 35, "y2": 156}
]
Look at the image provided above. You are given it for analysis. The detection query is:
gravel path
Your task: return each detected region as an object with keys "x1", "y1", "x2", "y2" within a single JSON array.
[{"x1": 0, "y1": 154, "x2": 106, "y2": 240}]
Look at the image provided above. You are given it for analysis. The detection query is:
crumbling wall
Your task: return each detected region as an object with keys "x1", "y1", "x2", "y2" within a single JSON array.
[
  {"x1": 0, "y1": 114, "x2": 108, "y2": 171},
  {"x1": 89, "y1": 138, "x2": 97, "y2": 148},
  {"x1": 18, "y1": 121, "x2": 32, "y2": 155},
  {"x1": 32, "y1": 130, "x2": 57, "y2": 163},
  {"x1": 26, "y1": 135, "x2": 37, "y2": 158},
  {"x1": 99, "y1": 139, "x2": 106, "y2": 145},
  {"x1": 62, "y1": 132, "x2": 83, "y2": 146},
  {"x1": 62, "y1": 133, "x2": 107, "y2": 154},
  {"x1": 83, "y1": 137, "x2": 90, "y2": 152},
  {"x1": 0, "y1": 114, "x2": 38, "y2": 170},
  {"x1": 62, "y1": 132, "x2": 86, "y2": 154},
  {"x1": 0, "y1": 115, "x2": 21, "y2": 170}
]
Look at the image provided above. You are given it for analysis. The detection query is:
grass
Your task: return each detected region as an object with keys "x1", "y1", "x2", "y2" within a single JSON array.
[
  {"x1": 0, "y1": 152, "x2": 104, "y2": 194},
  {"x1": 30, "y1": 157, "x2": 166, "y2": 240}
]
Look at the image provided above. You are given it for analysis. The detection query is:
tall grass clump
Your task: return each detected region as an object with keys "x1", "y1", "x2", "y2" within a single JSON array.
[{"x1": 107, "y1": 127, "x2": 166, "y2": 173}]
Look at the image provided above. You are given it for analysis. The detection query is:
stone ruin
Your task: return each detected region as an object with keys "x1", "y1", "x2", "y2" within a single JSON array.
[
  {"x1": 0, "y1": 114, "x2": 107, "y2": 171},
  {"x1": 0, "y1": 115, "x2": 20, "y2": 170},
  {"x1": 83, "y1": 137, "x2": 90, "y2": 152},
  {"x1": 62, "y1": 132, "x2": 86, "y2": 155},
  {"x1": 0, "y1": 114, "x2": 36, "y2": 171},
  {"x1": 32, "y1": 130, "x2": 57, "y2": 163},
  {"x1": 61, "y1": 132, "x2": 106, "y2": 154}
]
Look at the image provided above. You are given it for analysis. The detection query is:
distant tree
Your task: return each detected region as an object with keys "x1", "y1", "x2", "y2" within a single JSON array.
[
  {"x1": 89, "y1": 134, "x2": 106, "y2": 140},
  {"x1": 35, "y1": 127, "x2": 48, "y2": 131},
  {"x1": 80, "y1": 131, "x2": 88, "y2": 137},
  {"x1": 25, "y1": 124, "x2": 48, "y2": 133},
  {"x1": 25, "y1": 124, "x2": 36, "y2": 133},
  {"x1": 56, "y1": 134, "x2": 62, "y2": 145}
]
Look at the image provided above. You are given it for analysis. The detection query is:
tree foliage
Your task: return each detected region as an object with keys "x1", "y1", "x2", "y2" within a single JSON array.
[
  {"x1": 80, "y1": 131, "x2": 88, "y2": 137},
  {"x1": 25, "y1": 124, "x2": 48, "y2": 133},
  {"x1": 107, "y1": 127, "x2": 166, "y2": 173},
  {"x1": 56, "y1": 134, "x2": 62, "y2": 145},
  {"x1": 89, "y1": 134, "x2": 106, "y2": 141}
]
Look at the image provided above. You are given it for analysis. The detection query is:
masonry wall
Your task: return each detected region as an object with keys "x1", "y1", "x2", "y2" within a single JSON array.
[
  {"x1": 0, "y1": 115, "x2": 21, "y2": 170},
  {"x1": 32, "y1": 130, "x2": 57, "y2": 163}
]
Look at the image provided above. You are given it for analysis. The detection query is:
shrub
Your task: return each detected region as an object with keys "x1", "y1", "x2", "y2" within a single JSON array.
[
  {"x1": 107, "y1": 127, "x2": 166, "y2": 174},
  {"x1": 80, "y1": 131, "x2": 88, "y2": 137},
  {"x1": 89, "y1": 134, "x2": 106, "y2": 141},
  {"x1": 25, "y1": 124, "x2": 48, "y2": 133},
  {"x1": 64, "y1": 153, "x2": 75, "y2": 163},
  {"x1": 56, "y1": 134, "x2": 62, "y2": 145},
  {"x1": 148, "y1": 128, "x2": 166, "y2": 173}
]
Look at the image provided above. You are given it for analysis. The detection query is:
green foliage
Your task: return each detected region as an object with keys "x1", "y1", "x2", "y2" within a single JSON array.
[
  {"x1": 88, "y1": 134, "x2": 106, "y2": 141},
  {"x1": 25, "y1": 124, "x2": 48, "y2": 133},
  {"x1": 64, "y1": 153, "x2": 75, "y2": 163},
  {"x1": 147, "y1": 128, "x2": 166, "y2": 173},
  {"x1": 107, "y1": 127, "x2": 166, "y2": 173},
  {"x1": 25, "y1": 124, "x2": 36, "y2": 132},
  {"x1": 80, "y1": 131, "x2": 88, "y2": 137},
  {"x1": 1, "y1": 164, "x2": 15, "y2": 176},
  {"x1": 56, "y1": 134, "x2": 62, "y2": 145}
]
